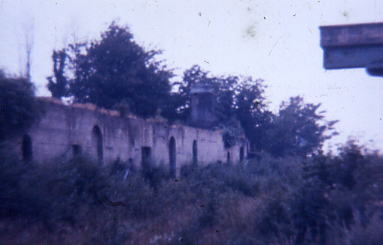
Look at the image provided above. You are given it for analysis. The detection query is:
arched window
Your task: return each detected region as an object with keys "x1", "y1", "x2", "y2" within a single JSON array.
[
  {"x1": 72, "y1": 144, "x2": 82, "y2": 157},
  {"x1": 92, "y1": 126, "x2": 103, "y2": 162},
  {"x1": 169, "y1": 137, "x2": 176, "y2": 177},
  {"x1": 226, "y1": 152, "x2": 231, "y2": 165},
  {"x1": 141, "y1": 147, "x2": 152, "y2": 170},
  {"x1": 192, "y1": 140, "x2": 198, "y2": 165},
  {"x1": 22, "y1": 134, "x2": 33, "y2": 162},
  {"x1": 240, "y1": 146, "x2": 245, "y2": 162}
]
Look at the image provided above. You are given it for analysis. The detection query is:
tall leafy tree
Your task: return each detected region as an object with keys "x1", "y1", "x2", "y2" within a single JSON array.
[
  {"x1": 265, "y1": 96, "x2": 338, "y2": 157},
  {"x1": 47, "y1": 23, "x2": 173, "y2": 118},
  {"x1": 47, "y1": 49, "x2": 68, "y2": 99},
  {"x1": 234, "y1": 78, "x2": 273, "y2": 151}
]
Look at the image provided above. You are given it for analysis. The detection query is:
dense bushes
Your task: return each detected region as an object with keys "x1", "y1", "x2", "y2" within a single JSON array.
[
  {"x1": 0, "y1": 142, "x2": 383, "y2": 245},
  {"x1": 0, "y1": 70, "x2": 42, "y2": 141}
]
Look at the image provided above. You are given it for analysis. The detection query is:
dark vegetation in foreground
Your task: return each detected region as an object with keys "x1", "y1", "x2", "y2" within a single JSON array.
[{"x1": 1, "y1": 142, "x2": 383, "y2": 245}]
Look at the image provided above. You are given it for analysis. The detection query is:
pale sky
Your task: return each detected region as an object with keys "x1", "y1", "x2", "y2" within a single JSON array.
[{"x1": 1, "y1": 0, "x2": 382, "y2": 150}]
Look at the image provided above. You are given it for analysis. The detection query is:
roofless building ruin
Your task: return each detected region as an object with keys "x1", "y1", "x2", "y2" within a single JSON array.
[{"x1": 12, "y1": 87, "x2": 248, "y2": 177}]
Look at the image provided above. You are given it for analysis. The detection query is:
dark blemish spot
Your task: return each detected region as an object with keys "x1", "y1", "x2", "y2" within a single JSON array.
[
  {"x1": 216, "y1": 230, "x2": 220, "y2": 233},
  {"x1": 245, "y1": 25, "x2": 256, "y2": 38},
  {"x1": 204, "y1": 60, "x2": 210, "y2": 64},
  {"x1": 264, "y1": 16, "x2": 266, "y2": 20},
  {"x1": 293, "y1": 13, "x2": 296, "y2": 17},
  {"x1": 342, "y1": 11, "x2": 349, "y2": 17},
  {"x1": 174, "y1": 178, "x2": 179, "y2": 182},
  {"x1": 200, "y1": 204, "x2": 205, "y2": 207},
  {"x1": 198, "y1": 12, "x2": 202, "y2": 17}
]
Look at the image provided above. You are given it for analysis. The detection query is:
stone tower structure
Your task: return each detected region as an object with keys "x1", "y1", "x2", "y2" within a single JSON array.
[{"x1": 189, "y1": 83, "x2": 218, "y2": 128}]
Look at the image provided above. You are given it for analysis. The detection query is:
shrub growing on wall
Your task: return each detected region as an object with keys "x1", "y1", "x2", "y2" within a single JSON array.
[{"x1": 0, "y1": 70, "x2": 42, "y2": 141}]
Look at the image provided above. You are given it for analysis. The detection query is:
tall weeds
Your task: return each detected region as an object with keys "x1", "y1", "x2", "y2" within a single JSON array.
[{"x1": 0, "y1": 143, "x2": 382, "y2": 245}]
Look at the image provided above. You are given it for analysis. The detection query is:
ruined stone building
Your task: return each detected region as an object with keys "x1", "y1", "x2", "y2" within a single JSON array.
[{"x1": 17, "y1": 85, "x2": 248, "y2": 175}]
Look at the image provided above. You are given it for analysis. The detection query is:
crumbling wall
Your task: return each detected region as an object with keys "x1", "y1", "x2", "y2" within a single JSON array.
[{"x1": 18, "y1": 99, "x2": 248, "y2": 175}]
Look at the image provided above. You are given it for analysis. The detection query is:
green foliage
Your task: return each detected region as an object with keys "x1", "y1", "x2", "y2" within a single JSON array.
[
  {"x1": 176, "y1": 65, "x2": 264, "y2": 123},
  {"x1": 265, "y1": 96, "x2": 338, "y2": 157},
  {"x1": 0, "y1": 70, "x2": 42, "y2": 141},
  {"x1": 221, "y1": 118, "x2": 243, "y2": 148},
  {"x1": 2, "y1": 141, "x2": 382, "y2": 245},
  {"x1": 233, "y1": 78, "x2": 271, "y2": 151},
  {"x1": 175, "y1": 65, "x2": 269, "y2": 147},
  {"x1": 47, "y1": 22, "x2": 173, "y2": 118},
  {"x1": 47, "y1": 49, "x2": 68, "y2": 99},
  {"x1": 174, "y1": 66, "x2": 337, "y2": 156},
  {"x1": 46, "y1": 25, "x2": 337, "y2": 155}
]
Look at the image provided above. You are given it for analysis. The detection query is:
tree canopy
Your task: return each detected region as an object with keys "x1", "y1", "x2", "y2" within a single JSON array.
[
  {"x1": 171, "y1": 65, "x2": 338, "y2": 156},
  {"x1": 47, "y1": 24, "x2": 338, "y2": 156},
  {"x1": 47, "y1": 23, "x2": 173, "y2": 118},
  {"x1": 264, "y1": 96, "x2": 338, "y2": 157}
]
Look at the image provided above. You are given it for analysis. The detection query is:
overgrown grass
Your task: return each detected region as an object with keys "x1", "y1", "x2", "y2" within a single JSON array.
[{"x1": 0, "y1": 143, "x2": 383, "y2": 245}]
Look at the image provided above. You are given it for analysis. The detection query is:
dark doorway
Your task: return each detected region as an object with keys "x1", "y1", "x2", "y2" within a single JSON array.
[
  {"x1": 227, "y1": 152, "x2": 231, "y2": 165},
  {"x1": 92, "y1": 126, "x2": 103, "y2": 162},
  {"x1": 192, "y1": 140, "x2": 198, "y2": 166},
  {"x1": 141, "y1": 147, "x2": 152, "y2": 170},
  {"x1": 169, "y1": 137, "x2": 176, "y2": 177},
  {"x1": 240, "y1": 146, "x2": 245, "y2": 162},
  {"x1": 72, "y1": 144, "x2": 82, "y2": 157},
  {"x1": 22, "y1": 135, "x2": 33, "y2": 162}
]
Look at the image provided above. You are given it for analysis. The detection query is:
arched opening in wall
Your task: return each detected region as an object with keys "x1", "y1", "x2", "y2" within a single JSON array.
[
  {"x1": 240, "y1": 146, "x2": 245, "y2": 162},
  {"x1": 128, "y1": 158, "x2": 135, "y2": 171},
  {"x1": 169, "y1": 137, "x2": 176, "y2": 177},
  {"x1": 226, "y1": 152, "x2": 231, "y2": 165},
  {"x1": 92, "y1": 126, "x2": 103, "y2": 162},
  {"x1": 192, "y1": 140, "x2": 198, "y2": 166},
  {"x1": 22, "y1": 135, "x2": 33, "y2": 162},
  {"x1": 72, "y1": 144, "x2": 82, "y2": 157},
  {"x1": 141, "y1": 147, "x2": 152, "y2": 171}
]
